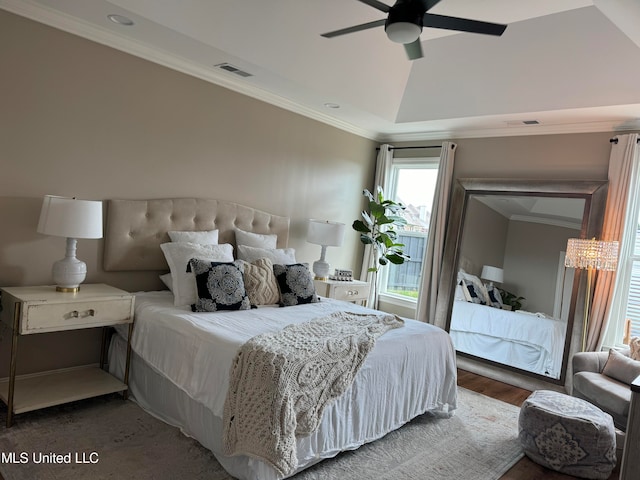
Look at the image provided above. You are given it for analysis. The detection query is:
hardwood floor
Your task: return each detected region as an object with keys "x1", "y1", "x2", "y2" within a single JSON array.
[{"x1": 457, "y1": 369, "x2": 621, "y2": 480}]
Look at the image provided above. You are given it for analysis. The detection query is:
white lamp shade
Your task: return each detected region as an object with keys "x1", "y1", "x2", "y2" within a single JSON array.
[
  {"x1": 307, "y1": 219, "x2": 345, "y2": 247},
  {"x1": 481, "y1": 265, "x2": 504, "y2": 284},
  {"x1": 37, "y1": 195, "x2": 103, "y2": 239}
]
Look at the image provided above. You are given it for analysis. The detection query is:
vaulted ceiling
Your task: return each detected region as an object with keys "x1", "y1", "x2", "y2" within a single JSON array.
[{"x1": 4, "y1": 0, "x2": 640, "y2": 140}]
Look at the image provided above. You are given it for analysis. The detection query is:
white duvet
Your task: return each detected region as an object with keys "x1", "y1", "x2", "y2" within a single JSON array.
[
  {"x1": 449, "y1": 300, "x2": 566, "y2": 378},
  {"x1": 113, "y1": 291, "x2": 458, "y2": 479}
]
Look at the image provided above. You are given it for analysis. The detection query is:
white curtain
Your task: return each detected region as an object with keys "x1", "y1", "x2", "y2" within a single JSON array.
[
  {"x1": 598, "y1": 134, "x2": 640, "y2": 349},
  {"x1": 360, "y1": 144, "x2": 393, "y2": 308},
  {"x1": 416, "y1": 142, "x2": 457, "y2": 324}
]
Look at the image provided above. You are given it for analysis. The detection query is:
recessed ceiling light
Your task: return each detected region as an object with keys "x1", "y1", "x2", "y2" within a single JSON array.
[
  {"x1": 324, "y1": 103, "x2": 340, "y2": 109},
  {"x1": 107, "y1": 14, "x2": 134, "y2": 26}
]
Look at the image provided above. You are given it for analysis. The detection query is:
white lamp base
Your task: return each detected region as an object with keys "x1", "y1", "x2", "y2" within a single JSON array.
[
  {"x1": 52, "y1": 238, "x2": 86, "y2": 292},
  {"x1": 313, "y1": 259, "x2": 330, "y2": 280},
  {"x1": 313, "y1": 245, "x2": 330, "y2": 280}
]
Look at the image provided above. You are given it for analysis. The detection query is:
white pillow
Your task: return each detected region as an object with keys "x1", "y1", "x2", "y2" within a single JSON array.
[
  {"x1": 168, "y1": 229, "x2": 219, "y2": 244},
  {"x1": 235, "y1": 228, "x2": 277, "y2": 249},
  {"x1": 160, "y1": 242, "x2": 234, "y2": 306},
  {"x1": 237, "y1": 245, "x2": 296, "y2": 264},
  {"x1": 159, "y1": 273, "x2": 173, "y2": 292}
]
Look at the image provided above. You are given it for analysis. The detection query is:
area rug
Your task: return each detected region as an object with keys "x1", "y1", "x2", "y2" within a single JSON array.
[{"x1": 0, "y1": 387, "x2": 523, "y2": 480}]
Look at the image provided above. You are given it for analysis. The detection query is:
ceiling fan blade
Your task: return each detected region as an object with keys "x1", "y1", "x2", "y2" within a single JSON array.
[
  {"x1": 404, "y1": 39, "x2": 423, "y2": 60},
  {"x1": 357, "y1": 0, "x2": 391, "y2": 13},
  {"x1": 421, "y1": 0, "x2": 443, "y2": 10},
  {"x1": 423, "y1": 13, "x2": 507, "y2": 36},
  {"x1": 321, "y1": 19, "x2": 386, "y2": 38}
]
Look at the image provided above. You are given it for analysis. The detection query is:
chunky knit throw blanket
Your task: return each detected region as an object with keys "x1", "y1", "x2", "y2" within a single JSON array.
[{"x1": 222, "y1": 311, "x2": 404, "y2": 476}]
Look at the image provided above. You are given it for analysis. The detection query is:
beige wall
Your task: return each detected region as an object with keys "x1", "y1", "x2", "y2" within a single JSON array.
[
  {"x1": 504, "y1": 220, "x2": 578, "y2": 315},
  {"x1": 459, "y1": 197, "x2": 508, "y2": 275},
  {"x1": 0, "y1": 11, "x2": 377, "y2": 375}
]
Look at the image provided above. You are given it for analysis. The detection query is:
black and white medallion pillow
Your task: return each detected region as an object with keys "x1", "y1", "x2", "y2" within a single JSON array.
[
  {"x1": 273, "y1": 263, "x2": 319, "y2": 307},
  {"x1": 188, "y1": 258, "x2": 252, "y2": 312}
]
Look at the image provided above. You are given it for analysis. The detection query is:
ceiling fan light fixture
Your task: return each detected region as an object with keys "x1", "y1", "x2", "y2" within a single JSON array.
[{"x1": 385, "y1": 22, "x2": 422, "y2": 44}]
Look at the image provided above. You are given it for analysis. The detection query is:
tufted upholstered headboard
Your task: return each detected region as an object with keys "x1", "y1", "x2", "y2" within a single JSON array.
[{"x1": 103, "y1": 198, "x2": 290, "y2": 271}]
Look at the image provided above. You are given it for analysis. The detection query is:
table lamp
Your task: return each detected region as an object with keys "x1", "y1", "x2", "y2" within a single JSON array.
[
  {"x1": 481, "y1": 265, "x2": 504, "y2": 286},
  {"x1": 37, "y1": 195, "x2": 103, "y2": 292},
  {"x1": 307, "y1": 219, "x2": 345, "y2": 280}
]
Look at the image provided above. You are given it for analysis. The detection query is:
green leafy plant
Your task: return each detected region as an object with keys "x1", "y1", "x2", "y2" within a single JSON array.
[
  {"x1": 499, "y1": 289, "x2": 525, "y2": 311},
  {"x1": 352, "y1": 186, "x2": 409, "y2": 273}
]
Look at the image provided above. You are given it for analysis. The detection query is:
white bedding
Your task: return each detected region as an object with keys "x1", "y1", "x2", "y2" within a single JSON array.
[
  {"x1": 449, "y1": 300, "x2": 566, "y2": 378},
  {"x1": 110, "y1": 291, "x2": 458, "y2": 480}
]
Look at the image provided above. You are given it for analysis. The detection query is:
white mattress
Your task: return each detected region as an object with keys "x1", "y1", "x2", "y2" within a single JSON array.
[
  {"x1": 110, "y1": 291, "x2": 458, "y2": 480},
  {"x1": 449, "y1": 300, "x2": 566, "y2": 378}
]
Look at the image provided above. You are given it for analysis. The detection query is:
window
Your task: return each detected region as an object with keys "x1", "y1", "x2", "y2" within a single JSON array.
[
  {"x1": 627, "y1": 227, "x2": 640, "y2": 338},
  {"x1": 603, "y1": 152, "x2": 640, "y2": 348},
  {"x1": 378, "y1": 158, "x2": 439, "y2": 303}
]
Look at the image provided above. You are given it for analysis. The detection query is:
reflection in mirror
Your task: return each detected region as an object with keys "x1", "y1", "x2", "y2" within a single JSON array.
[
  {"x1": 449, "y1": 194, "x2": 585, "y2": 379},
  {"x1": 436, "y1": 179, "x2": 608, "y2": 391}
]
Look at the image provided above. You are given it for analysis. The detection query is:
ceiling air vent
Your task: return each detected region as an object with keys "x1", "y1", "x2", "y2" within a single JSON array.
[
  {"x1": 214, "y1": 63, "x2": 253, "y2": 77},
  {"x1": 506, "y1": 120, "x2": 542, "y2": 126}
]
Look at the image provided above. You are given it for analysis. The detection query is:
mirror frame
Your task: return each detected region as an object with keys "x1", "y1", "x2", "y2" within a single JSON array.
[{"x1": 436, "y1": 178, "x2": 608, "y2": 392}]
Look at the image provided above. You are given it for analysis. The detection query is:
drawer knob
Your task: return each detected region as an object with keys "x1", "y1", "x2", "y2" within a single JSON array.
[
  {"x1": 86, "y1": 309, "x2": 96, "y2": 317},
  {"x1": 71, "y1": 310, "x2": 79, "y2": 318}
]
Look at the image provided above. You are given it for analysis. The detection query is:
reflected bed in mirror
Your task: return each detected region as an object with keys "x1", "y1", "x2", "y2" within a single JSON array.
[{"x1": 436, "y1": 179, "x2": 608, "y2": 392}]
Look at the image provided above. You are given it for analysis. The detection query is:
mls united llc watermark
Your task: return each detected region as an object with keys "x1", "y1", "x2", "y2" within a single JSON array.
[{"x1": 1, "y1": 451, "x2": 99, "y2": 464}]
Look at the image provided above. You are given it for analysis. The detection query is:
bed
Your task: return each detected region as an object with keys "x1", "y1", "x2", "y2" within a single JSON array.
[
  {"x1": 449, "y1": 300, "x2": 565, "y2": 379},
  {"x1": 104, "y1": 198, "x2": 458, "y2": 480}
]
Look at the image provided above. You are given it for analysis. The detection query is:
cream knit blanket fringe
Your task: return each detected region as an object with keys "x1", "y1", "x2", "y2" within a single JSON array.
[{"x1": 222, "y1": 311, "x2": 404, "y2": 476}]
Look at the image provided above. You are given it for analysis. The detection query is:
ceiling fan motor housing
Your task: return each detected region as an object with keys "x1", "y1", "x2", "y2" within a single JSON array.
[{"x1": 385, "y1": 1, "x2": 425, "y2": 43}]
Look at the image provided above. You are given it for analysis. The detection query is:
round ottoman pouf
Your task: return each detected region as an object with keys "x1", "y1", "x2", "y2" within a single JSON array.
[{"x1": 518, "y1": 390, "x2": 616, "y2": 479}]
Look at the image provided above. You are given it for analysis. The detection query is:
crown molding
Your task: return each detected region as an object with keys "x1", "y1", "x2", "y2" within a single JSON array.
[{"x1": 378, "y1": 119, "x2": 629, "y2": 142}]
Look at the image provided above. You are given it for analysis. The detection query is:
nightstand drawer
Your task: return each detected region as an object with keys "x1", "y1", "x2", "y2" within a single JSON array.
[
  {"x1": 23, "y1": 298, "x2": 133, "y2": 334},
  {"x1": 331, "y1": 284, "x2": 370, "y2": 302}
]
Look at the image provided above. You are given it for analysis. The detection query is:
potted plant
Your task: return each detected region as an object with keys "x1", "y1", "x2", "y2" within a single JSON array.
[
  {"x1": 352, "y1": 187, "x2": 409, "y2": 299},
  {"x1": 499, "y1": 289, "x2": 525, "y2": 311}
]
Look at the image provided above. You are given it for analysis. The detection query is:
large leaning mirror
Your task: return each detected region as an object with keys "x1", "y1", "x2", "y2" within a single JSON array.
[{"x1": 435, "y1": 179, "x2": 608, "y2": 391}]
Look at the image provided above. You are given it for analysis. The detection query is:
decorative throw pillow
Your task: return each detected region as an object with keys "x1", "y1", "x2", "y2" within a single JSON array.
[
  {"x1": 630, "y1": 337, "x2": 640, "y2": 361},
  {"x1": 240, "y1": 258, "x2": 280, "y2": 306},
  {"x1": 458, "y1": 270, "x2": 491, "y2": 304},
  {"x1": 168, "y1": 229, "x2": 219, "y2": 244},
  {"x1": 188, "y1": 259, "x2": 252, "y2": 312},
  {"x1": 235, "y1": 228, "x2": 277, "y2": 249},
  {"x1": 486, "y1": 284, "x2": 503, "y2": 309},
  {"x1": 273, "y1": 263, "x2": 319, "y2": 306},
  {"x1": 160, "y1": 242, "x2": 234, "y2": 306},
  {"x1": 461, "y1": 279, "x2": 486, "y2": 305},
  {"x1": 602, "y1": 348, "x2": 640, "y2": 385},
  {"x1": 237, "y1": 245, "x2": 296, "y2": 264}
]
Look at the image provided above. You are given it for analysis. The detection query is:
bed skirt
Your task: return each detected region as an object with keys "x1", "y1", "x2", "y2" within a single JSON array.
[{"x1": 109, "y1": 331, "x2": 456, "y2": 480}]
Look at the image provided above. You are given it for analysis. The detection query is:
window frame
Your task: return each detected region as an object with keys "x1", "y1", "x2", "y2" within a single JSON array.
[{"x1": 377, "y1": 157, "x2": 440, "y2": 307}]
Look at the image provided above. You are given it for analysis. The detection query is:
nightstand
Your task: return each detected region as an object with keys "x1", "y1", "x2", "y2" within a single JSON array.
[
  {"x1": 0, "y1": 283, "x2": 135, "y2": 427},
  {"x1": 314, "y1": 279, "x2": 370, "y2": 305}
]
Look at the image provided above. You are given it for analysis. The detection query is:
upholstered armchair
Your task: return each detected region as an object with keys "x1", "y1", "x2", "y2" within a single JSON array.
[{"x1": 572, "y1": 348, "x2": 636, "y2": 431}]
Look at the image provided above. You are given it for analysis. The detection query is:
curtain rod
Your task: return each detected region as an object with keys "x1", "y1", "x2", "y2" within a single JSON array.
[
  {"x1": 610, "y1": 137, "x2": 640, "y2": 144},
  {"x1": 375, "y1": 145, "x2": 444, "y2": 151}
]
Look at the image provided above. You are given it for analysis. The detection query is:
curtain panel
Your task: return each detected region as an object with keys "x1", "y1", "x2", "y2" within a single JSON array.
[
  {"x1": 597, "y1": 134, "x2": 640, "y2": 349},
  {"x1": 589, "y1": 133, "x2": 639, "y2": 351}
]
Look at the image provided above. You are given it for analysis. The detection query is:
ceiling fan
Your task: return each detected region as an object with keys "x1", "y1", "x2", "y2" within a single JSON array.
[{"x1": 321, "y1": 0, "x2": 507, "y2": 60}]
